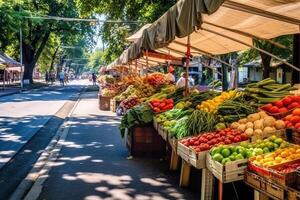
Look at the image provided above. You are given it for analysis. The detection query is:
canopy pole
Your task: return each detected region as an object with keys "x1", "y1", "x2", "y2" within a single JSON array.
[
  {"x1": 203, "y1": 21, "x2": 287, "y2": 49},
  {"x1": 146, "y1": 50, "x2": 149, "y2": 77},
  {"x1": 135, "y1": 59, "x2": 138, "y2": 74},
  {"x1": 185, "y1": 34, "x2": 191, "y2": 96},
  {"x1": 172, "y1": 41, "x2": 232, "y2": 67},
  {"x1": 223, "y1": 1, "x2": 300, "y2": 26},
  {"x1": 202, "y1": 27, "x2": 300, "y2": 72}
]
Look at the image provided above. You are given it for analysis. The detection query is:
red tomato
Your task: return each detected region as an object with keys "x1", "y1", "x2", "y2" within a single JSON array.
[
  {"x1": 274, "y1": 101, "x2": 284, "y2": 108},
  {"x1": 279, "y1": 107, "x2": 289, "y2": 113},
  {"x1": 262, "y1": 103, "x2": 273, "y2": 112},
  {"x1": 282, "y1": 97, "x2": 292, "y2": 106},
  {"x1": 233, "y1": 135, "x2": 242, "y2": 143},
  {"x1": 285, "y1": 114, "x2": 293, "y2": 121},
  {"x1": 286, "y1": 122, "x2": 293, "y2": 128},
  {"x1": 292, "y1": 108, "x2": 300, "y2": 116},
  {"x1": 295, "y1": 123, "x2": 300, "y2": 129},
  {"x1": 288, "y1": 102, "x2": 300, "y2": 110},
  {"x1": 291, "y1": 115, "x2": 300, "y2": 125},
  {"x1": 241, "y1": 133, "x2": 248, "y2": 141},
  {"x1": 224, "y1": 139, "x2": 232, "y2": 144},
  {"x1": 270, "y1": 106, "x2": 279, "y2": 113}
]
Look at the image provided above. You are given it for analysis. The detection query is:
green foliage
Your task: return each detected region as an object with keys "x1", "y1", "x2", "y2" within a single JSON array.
[
  {"x1": 76, "y1": 0, "x2": 176, "y2": 64},
  {"x1": 86, "y1": 49, "x2": 104, "y2": 73}
]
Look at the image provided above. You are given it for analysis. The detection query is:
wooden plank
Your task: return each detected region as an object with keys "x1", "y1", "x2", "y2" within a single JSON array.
[
  {"x1": 201, "y1": 168, "x2": 214, "y2": 200},
  {"x1": 179, "y1": 160, "x2": 191, "y2": 187}
]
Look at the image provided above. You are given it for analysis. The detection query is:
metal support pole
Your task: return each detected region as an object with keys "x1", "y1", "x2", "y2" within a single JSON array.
[
  {"x1": 185, "y1": 34, "x2": 191, "y2": 96},
  {"x1": 19, "y1": 20, "x2": 23, "y2": 88}
]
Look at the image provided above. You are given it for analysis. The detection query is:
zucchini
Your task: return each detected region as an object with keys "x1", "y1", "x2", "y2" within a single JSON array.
[
  {"x1": 255, "y1": 97, "x2": 281, "y2": 104},
  {"x1": 272, "y1": 84, "x2": 291, "y2": 92},
  {"x1": 256, "y1": 79, "x2": 276, "y2": 87}
]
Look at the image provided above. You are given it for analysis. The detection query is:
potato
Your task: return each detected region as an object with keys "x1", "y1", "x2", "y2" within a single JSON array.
[
  {"x1": 263, "y1": 116, "x2": 276, "y2": 128},
  {"x1": 237, "y1": 124, "x2": 246, "y2": 132},
  {"x1": 238, "y1": 118, "x2": 248, "y2": 124},
  {"x1": 246, "y1": 122, "x2": 254, "y2": 129},
  {"x1": 247, "y1": 113, "x2": 260, "y2": 122},
  {"x1": 275, "y1": 120, "x2": 285, "y2": 130},
  {"x1": 245, "y1": 128, "x2": 254, "y2": 136}
]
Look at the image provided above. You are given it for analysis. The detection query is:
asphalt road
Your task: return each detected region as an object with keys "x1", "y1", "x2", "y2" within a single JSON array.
[{"x1": 0, "y1": 80, "x2": 88, "y2": 199}]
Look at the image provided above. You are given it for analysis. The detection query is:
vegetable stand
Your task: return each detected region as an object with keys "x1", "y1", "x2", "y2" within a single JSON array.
[{"x1": 114, "y1": 77, "x2": 300, "y2": 200}]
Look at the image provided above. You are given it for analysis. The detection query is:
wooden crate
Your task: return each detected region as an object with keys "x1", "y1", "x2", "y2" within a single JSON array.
[
  {"x1": 157, "y1": 125, "x2": 168, "y2": 141},
  {"x1": 207, "y1": 153, "x2": 247, "y2": 183},
  {"x1": 177, "y1": 142, "x2": 207, "y2": 169},
  {"x1": 287, "y1": 187, "x2": 300, "y2": 200},
  {"x1": 245, "y1": 171, "x2": 266, "y2": 191},
  {"x1": 99, "y1": 94, "x2": 111, "y2": 111},
  {"x1": 126, "y1": 125, "x2": 166, "y2": 157},
  {"x1": 266, "y1": 181, "x2": 285, "y2": 200}
]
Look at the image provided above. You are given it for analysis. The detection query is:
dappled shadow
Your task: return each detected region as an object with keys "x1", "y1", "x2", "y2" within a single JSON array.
[
  {"x1": 0, "y1": 115, "x2": 60, "y2": 170},
  {"x1": 38, "y1": 113, "x2": 198, "y2": 200}
]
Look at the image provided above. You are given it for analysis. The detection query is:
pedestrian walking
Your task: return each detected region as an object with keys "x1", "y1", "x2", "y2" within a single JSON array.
[
  {"x1": 64, "y1": 73, "x2": 69, "y2": 85},
  {"x1": 92, "y1": 73, "x2": 97, "y2": 86},
  {"x1": 50, "y1": 72, "x2": 55, "y2": 85},
  {"x1": 45, "y1": 72, "x2": 49, "y2": 84},
  {"x1": 59, "y1": 71, "x2": 65, "y2": 86}
]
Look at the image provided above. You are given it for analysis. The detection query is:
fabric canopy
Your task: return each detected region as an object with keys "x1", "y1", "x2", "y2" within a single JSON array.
[
  {"x1": 0, "y1": 53, "x2": 22, "y2": 67},
  {"x1": 126, "y1": 24, "x2": 152, "y2": 42},
  {"x1": 107, "y1": 0, "x2": 300, "y2": 69}
]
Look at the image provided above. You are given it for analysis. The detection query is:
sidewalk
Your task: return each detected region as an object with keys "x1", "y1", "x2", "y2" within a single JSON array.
[
  {"x1": 0, "y1": 87, "x2": 20, "y2": 97},
  {"x1": 37, "y1": 91, "x2": 197, "y2": 200}
]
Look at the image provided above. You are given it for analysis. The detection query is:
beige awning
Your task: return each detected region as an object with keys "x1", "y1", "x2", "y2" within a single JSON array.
[{"x1": 126, "y1": 24, "x2": 152, "y2": 42}]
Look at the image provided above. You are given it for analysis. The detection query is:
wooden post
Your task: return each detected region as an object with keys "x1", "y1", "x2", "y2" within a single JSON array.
[
  {"x1": 179, "y1": 160, "x2": 191, "y2": 187},
  {"x1": 135, "y1": 59, "x2": 138, "y2": 74},
  {"x1": 185, "y1": 34, "x2": 191, "y2": 96},
  {"x1": 218, "y1": 181, "x2": 223, "y2": 200},
  {"x1": 169, "y1": 150, "x2": 180, "y2": 171},
  {"x1": 292, "y1": 34, "x2": 300, "y2": 84}
]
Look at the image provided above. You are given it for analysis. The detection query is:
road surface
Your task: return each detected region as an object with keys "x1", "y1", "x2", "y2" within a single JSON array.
[{"x1": 0, "y1": 80, "x2": 88, "y2": 199}]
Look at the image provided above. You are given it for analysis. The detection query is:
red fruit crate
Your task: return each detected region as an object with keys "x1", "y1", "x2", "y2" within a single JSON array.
[
  {"x1": 259, "y1": 107, "x2": 293, "y2": 119},
  {"x1": 268, "y1": 160, "x2": 300, "y2": 187},
  {"x1": 207, "y1": 153, "x2": 247, "y2": 183},
  {"x1": 248, "y1": 161, "x2": 271, "y2": 178}
]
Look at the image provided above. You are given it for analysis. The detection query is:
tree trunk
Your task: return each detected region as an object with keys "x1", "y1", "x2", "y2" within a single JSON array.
[
  {"x1": 22, "y1": 32, "x2": 51, "y2": 84},
  {"x1": 49, "y1": 47, "x2": 59, "y2": 71},
  {"x1": 260, "y1": 52, "x2": 272, "y2": 79}
]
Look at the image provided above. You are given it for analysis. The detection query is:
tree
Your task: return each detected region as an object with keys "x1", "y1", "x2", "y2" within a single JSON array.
[
  {"x1": 0, "y1": 0, "x2": 95, "y2": 83},
  {"x1": 86, "y1": 49, "x2": 104, "y2": 73},
  {"x1": 76, "y1": 0, "x2": 176, "y2": 64},
  {"x1": 238, "y1": 36, "x2": 293, "y2": 79}
]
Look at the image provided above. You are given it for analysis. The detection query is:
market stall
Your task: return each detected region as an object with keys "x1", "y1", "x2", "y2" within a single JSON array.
[{"x1": 102, "y1": 0, "x2": 300, "y2": 199}]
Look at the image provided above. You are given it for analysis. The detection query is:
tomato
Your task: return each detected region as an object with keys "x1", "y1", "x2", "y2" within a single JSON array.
[
  {"x1": 295, "y1": 123, "x2": 300, "y2": 129},
  {"x1": 270, "y1": 106, "x2": 279, "y2": 113},
  {"x1": 286, "y1": 122, "x2": 293, "y2": 128},
  {"x1": 291, "y1": 95, "x2": 300, "y2": 102},
  {"x1": 291, "y1": 115, "x2": 300, "y2": 125},
  {"x1": 294, "y1": 96, "x2": 300, "y2": 102},
  {"x1": 279, "y1": 107, "x2": 289, "y2": 113},
  {"x1": 153, "y1": 107, "x2": 160, "y2": 113},
  {"x1": 262, "y1": 103, "x2": 273, "y2": 112},
  {"x1": 241, "y1": 133, "x2": 248, "y2": 141},
  {"x1": 211, "y1": 139, "x2": 218, "y2": 145},
  {"x1": 233, "y1": 135, "x2": 242, "y2": 143},
  {"x1": 274, "y1": 101, "x2": 284, "y2": 108},
  {"x1": 224, "y1": 139, "x2": 231, "y2": 144},
  {"x1": 292, "y1": 108, "x2": 300, "y2": 116},
  {"x1": 283, "y1": 97, "x2": 292, "y2": 106},
  {"x1": 206, "y1": 135, "x2": 213, "y2": 140},
  {"x1": 288, "y1": 102, "x2": 300, "y2": 110},
  {"x1": 228, "y1": 135, "x2": 235, "y2": 141}
]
